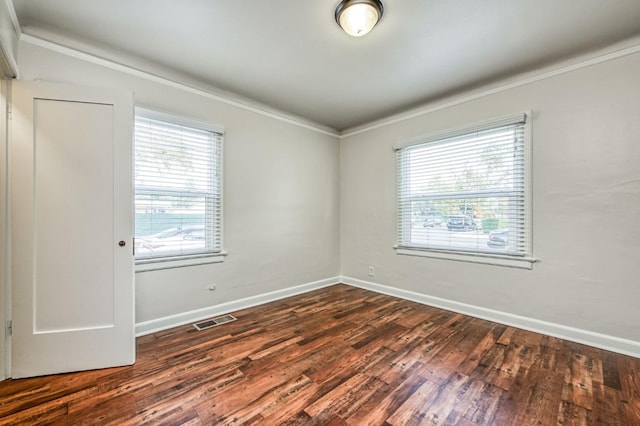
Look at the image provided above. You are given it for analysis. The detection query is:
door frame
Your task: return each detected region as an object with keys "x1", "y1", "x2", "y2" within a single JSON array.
[
  {"x1": 1, "y1": 0, "x2": 20, "y2": 378},
  {"x1": 0, "y1": 78, "x2": 10, "y2": 381}
]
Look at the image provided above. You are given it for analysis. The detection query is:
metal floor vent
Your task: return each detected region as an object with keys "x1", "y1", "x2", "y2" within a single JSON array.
[{"x1": 193, "y1": 314, "x2": 237, "y2": 331}]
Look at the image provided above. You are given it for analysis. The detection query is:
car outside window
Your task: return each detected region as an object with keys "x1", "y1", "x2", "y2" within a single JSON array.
[
  {"x1": 134, "y1": 109, "x2": 223, "y2": 262},
  {"x1": 396, "y1": 113, "x2": 530, "y2": 259}
]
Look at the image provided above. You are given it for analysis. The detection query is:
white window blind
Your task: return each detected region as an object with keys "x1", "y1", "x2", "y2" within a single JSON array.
[
  {"x1": 134, "y1": 112, "x2": 223, "y2": 261},
  {"x1": 396, "y1": 113, "x2": 529, "y2": 257}
]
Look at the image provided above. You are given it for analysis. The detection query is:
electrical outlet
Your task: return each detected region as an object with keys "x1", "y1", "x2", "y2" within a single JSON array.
[{"x1": 368, "y1": 266, "x2": 375, "y2": 277}]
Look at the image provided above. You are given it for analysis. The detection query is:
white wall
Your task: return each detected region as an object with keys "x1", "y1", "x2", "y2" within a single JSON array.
[
  {"x1": 11, "y1": 32, "x2": 640, "y2": 358},
  {"x1": 17, "y1": 39, "x2": 341, "y2": 325},
  {"x1": 340, "y1": 50, "x2": 640, "y2": 344}
]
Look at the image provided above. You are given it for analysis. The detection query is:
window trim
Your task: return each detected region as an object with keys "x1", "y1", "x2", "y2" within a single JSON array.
[
  {"x1": 134, "y1": 107, "x2": 225, "y2": 270},
  {"x1": 394, "y1": 247, "x2": 537, "y2": 269},
  {"x1": 394, "y1": 111, "x2": 536, "y2": 268},
  {"x1": 135, "y1": 252, "x2": 227, "y2": 272}
]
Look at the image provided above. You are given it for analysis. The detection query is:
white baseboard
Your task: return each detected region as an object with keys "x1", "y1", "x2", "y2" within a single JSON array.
[
  {"x1": 135, "y1": 277, "x2": 341, "y2": 336},
  {"x1": 341, "y1": 276, "x2": 640, "y2": 359},
  {"x1": 136, "y1": 274, "x2": 640, "y2": 358}
]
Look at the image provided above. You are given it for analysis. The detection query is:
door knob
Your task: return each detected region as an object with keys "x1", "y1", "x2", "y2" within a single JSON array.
[{"x1": 119, "y1": 241, "x2": 126, "y2": 247}]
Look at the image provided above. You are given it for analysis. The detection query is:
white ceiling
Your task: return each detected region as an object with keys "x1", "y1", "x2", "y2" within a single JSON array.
[{"x1": 11, "y1": 0, "x2": 640, "y2": 132}]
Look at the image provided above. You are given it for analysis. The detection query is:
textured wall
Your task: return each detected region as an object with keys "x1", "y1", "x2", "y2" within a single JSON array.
[
  {"x1": 15, "y1": 35, "x2": 640, "y2": 348},
  {"x1": 17, "y1": 39, "x2": 341, "y2": 324},
  {"x1": 340, "y1": 52, "x2": 640, "y2": 343}
]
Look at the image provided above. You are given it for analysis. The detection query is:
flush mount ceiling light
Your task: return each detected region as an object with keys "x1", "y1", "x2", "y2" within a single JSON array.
[{"x1": 335, "y1": 0, "x2": 384, "y2": 37}]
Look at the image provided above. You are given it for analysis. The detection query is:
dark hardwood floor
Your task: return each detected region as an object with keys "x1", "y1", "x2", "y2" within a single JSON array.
[{"x1": 1, "y1": 284, "x2": 639, "y2": 425}]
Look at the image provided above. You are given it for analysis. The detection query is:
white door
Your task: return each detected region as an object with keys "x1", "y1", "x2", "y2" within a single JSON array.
[{"x1": 10, "y1": 80, "x2": 134, "y2": 378}]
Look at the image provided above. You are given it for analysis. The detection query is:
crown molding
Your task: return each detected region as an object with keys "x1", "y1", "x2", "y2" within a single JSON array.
[
  {"x1": 0, "y1": 0, "x2": 20, "y2": 77},
  {"x1": 17, "y1": 28, "x2": 640, "y2": 140},
  {"x1": 0, "y1": 42, "x2": 17, "y2": 78},
  {"x1": 20, "y1": 33, "x2": 340, "y2": 138},
  {"x1": 340, "y1": 35, "x2": 640, "y2": 138},
  {"x1": 4, "y1": 0, "x2": 21, "y2": 37}
]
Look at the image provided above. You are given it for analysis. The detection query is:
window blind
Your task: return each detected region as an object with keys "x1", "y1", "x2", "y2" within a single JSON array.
[
  {"x1": 134, "y1": 114, "x2": 223, "y2": 260},
  {"x1": 396, "y1": 113, "x2": 529, "y2": 257}
]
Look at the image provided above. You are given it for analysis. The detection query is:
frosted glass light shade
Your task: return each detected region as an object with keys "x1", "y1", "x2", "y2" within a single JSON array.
[{"x1": 335, "y1": 0, "x2": 383, "y2": 37}]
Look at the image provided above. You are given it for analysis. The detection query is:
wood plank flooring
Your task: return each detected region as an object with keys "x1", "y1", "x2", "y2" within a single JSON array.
[{"x1": 1, "y1": 284, "x2": 639, "y2": 425}]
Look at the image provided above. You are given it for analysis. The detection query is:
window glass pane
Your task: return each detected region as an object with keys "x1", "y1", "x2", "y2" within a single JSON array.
[
  {"x1": 134, "y1": 195, "x2": 208, "y2": 259},
  {"x1": 405, "y1": 196, "x2": 523, "y2": 254},
  {"x1": 397, "y1": 117, "x2": 528, "y2": 257},
  {"x1": 406, "y1": 127, "x2": 522, "y2": 196},
  {"x1": 134, "y1": 114, "x2": 222, "y2": 261}
]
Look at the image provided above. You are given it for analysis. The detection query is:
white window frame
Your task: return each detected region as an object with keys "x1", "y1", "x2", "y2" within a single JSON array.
[
  {"x1": 134, "y1": 108, "x2": 226, "y2": 272},
  {"x1": 394, "y1": 112, "x2": 536, "y2": 269}
]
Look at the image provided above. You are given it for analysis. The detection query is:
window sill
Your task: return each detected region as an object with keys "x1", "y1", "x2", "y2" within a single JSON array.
[
  {"x1": 135, "y1": 252, "x2": 227, "y2": 272},
  {"x1": 395, "y1": 247, "x2": 537, "y2": 269}
]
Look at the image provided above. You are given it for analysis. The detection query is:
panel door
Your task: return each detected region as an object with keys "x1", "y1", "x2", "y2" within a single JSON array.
[{"x1": 10, "y1": 80, "x2": 134, "y2": 378}]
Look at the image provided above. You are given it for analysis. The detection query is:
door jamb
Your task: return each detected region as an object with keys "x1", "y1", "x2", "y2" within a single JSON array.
[{"x1": 0, "y1": 78, "x2": 10, "y2": 380}]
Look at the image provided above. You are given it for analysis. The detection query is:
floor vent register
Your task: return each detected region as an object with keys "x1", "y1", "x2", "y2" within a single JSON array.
[{"x1": 193, "y1": 314, "x2": 237, "y2": 331}]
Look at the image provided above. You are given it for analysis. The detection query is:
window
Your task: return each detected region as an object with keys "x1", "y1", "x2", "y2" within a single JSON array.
[
  {"x1": 134, "y1": 109, "x2": 223, "y2": 266},
  {"x1": 396, "y1": 112, "x2": 532, "y2": 267}
]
